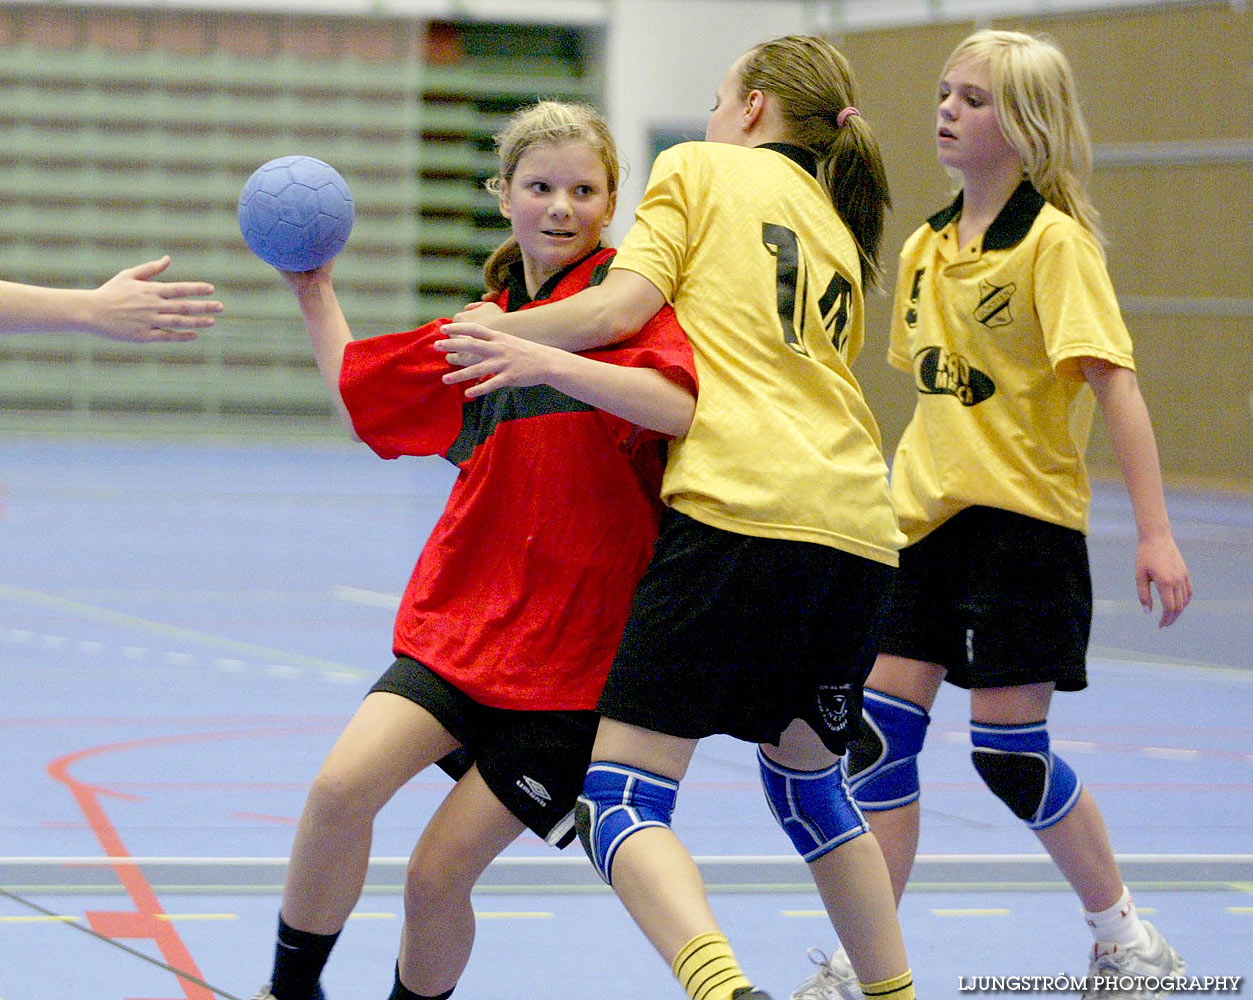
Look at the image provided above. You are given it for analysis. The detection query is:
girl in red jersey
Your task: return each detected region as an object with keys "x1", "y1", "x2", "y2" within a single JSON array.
[
  {"x1": 251, "y1": 101, "x2": 695, "y2": 1000},
  {"x1": 440, "y1": 37, "x2": 914, "y2": 1000}
]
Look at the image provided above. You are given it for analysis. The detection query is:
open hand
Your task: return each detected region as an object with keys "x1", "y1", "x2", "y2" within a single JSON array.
[
  {"x1": 90, "y1": 256, "x2": 223, "y2": 342},
  {"x1": 435, "y1": 321, "x2": 557, "y2": 398}
]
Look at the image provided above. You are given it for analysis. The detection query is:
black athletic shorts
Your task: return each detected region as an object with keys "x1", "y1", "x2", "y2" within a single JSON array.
[
  {"x1": 369, "y1": 656, "x2": 598, "y2": 847},
  {"x1": 877, "y1": 506, "x2": 1092, "y2": 691},
  {"x1": 599, "y1": 508, "x2": 894, "y2": 756}
]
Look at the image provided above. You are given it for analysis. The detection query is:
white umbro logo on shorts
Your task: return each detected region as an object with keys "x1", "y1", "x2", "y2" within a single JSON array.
[{"x1": 516, "y1": 775, "x2": 552, "y2": 806}]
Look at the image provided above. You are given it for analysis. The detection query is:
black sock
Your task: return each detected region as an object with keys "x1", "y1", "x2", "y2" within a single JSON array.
[
  {"x1": 269, "y1": 915, "x2": 340, "y2": 1000},
  {"x1": 386, "y1": 962, "x2": 454, "y2": 1000}
]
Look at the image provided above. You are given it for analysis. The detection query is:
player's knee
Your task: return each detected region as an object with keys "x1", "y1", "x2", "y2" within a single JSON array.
[
  {"x1": 970, "y1": 721, "x2": 1082, "y2": 830},
  {"x1": 405, "y1": 831, "x2": 486, "y2": 904},
  {"x1": 304, "y1": 763, "x2": 377, "y2": 832},
  {"x1": 758, "y1": 749, "x2": 868, "y2": 862},
  {"x1": 575, "y1": 761, "x2": 679, "y2": 884},
  {"x1": 843, "y1": 689, "x2": 930, "y2": 811}
]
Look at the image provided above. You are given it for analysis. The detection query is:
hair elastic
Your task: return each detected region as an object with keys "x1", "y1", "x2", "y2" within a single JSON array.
[{"x1": 836, "y1": 106, "x2": 860, "y2": 127}]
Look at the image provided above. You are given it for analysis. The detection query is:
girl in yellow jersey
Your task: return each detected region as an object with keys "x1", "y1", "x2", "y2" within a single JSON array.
[
  {"x1": 440, "y1": 34, "x2": 915, "y2": 1000},
  {"x1": 795, "y1": 30, "x2": 1192, "y2": 1000}
]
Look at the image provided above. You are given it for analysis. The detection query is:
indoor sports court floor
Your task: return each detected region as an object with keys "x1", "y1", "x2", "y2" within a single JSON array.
[{"x1": 1, "y1": 437, "x2": 1250, "y2": 999}]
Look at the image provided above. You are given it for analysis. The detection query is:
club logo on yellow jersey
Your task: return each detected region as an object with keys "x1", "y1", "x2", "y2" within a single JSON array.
[
  {"x1": 914, "y1": 346, "x2": 995, "y2": 406},
  {"x1": 974, "y1": 279, "x2": 1016, "y2": 328}
]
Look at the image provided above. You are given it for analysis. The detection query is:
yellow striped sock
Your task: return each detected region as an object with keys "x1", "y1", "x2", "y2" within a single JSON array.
[
  {"x1": 861, "y1": 969, "x2": 915, "y2": 999},
  {"x1": 671, "y1": 931, "x2": 754, "y2": 1000}
]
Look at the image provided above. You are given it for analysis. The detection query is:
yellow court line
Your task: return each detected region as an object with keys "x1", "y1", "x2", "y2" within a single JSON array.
[
  {"x1": 0, "y1": 914, "x2": 81, "y2": 923},
  {"x1": 475, "y1": 912, "x2": 554, "y2": 919},
  {"x1": 782, "y1": 910, "x2": 828, "y2": 918},
  {"x1": 1228, "y1": 907, "x2": 1253, "y2": 914},
  {"x1": 0, "y1": 583, "x2": 366, "y2": 678},
  {"x1": 932, "y1": 908, "x2": 1011, "y2": 917},
  {"x1": 155, "y1": 913, "x2": 238, "y2": 922},
  {"x1": 348, "y1": 911, "x2": 552, "y2": 920}
]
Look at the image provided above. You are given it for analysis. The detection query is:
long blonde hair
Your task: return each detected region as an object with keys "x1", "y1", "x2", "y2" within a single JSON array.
[
  {"x1": 945, "y1": 30, "x2": 1104, "y2": 242},
  {"x1": 738, "y1": 35, "x2": 891, "y2": 289},
  {"x1": 482, "y1": 101, "x2": 620, "y2": 293}
]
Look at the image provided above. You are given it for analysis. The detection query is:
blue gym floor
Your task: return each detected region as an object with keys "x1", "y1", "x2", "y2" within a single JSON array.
[{"x1": 1, "y1": 438, "x2": 1250, "y2": 999}]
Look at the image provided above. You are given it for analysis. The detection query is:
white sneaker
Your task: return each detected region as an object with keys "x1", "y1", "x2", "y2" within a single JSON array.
[
  {"x1": 790, "y1": 946, "x2": 864, "y2": 1000},
  {"x1": 1080, "y1": 920, "x2": 1185, "y2": 999}
]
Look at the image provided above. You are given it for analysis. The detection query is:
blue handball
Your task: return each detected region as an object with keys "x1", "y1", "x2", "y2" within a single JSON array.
[{"x1": 238, "y1": 155, "x2": 355, "y2": 271}]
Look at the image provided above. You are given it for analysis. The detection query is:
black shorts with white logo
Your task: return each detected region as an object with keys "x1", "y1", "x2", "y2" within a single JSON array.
[
  {"x1": 877, "y1": 505, "x2": 1092, "y2": 691},
  {"x1": 599, "y1": 508, "x2": 894, "y2": 756},
  {"x1": 369, "y1": 656, "x2": 598, "y2": 847}
]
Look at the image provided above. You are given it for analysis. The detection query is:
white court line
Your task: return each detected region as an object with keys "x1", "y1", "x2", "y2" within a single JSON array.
[
  {"x1": 0, "y1": 583, "x2": 368, "y2": 681},
  {"x1": 333, "y1": 585, "x2": 401, "y2": 610},
  {"x1": 1088, "y1": 645, "x2": 1251, "y2": 677},
  {"x1": 1094, "y1": 599, "x2": 1253, "y2": 614},
  {"x1": 1143, "y1": 747, "x2": 1203, "y2": 761}
]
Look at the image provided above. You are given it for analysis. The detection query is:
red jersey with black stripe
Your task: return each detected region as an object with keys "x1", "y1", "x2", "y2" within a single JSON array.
[{"x1": 339, "y1": 248, "x2": 696, "y2": 710}]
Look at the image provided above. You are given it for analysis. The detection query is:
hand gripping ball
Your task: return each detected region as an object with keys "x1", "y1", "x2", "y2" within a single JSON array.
[{"x1": 238, "y1": 155, "x2": 355, "y2": 271}]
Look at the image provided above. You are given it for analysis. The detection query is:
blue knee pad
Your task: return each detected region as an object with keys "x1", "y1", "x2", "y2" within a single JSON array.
[
  {"x1": 970, "y1": 721, "x2": 1082, "y2": 830},
  {"x1": 843, "y1": 690, "x2": 930, "y2": 811},
  {"x1": 575, "y1": 762, "x2": 679, "y2": 885},
  {"x1": 758, "y1": 749, "x2": 868, "y2": 862}
]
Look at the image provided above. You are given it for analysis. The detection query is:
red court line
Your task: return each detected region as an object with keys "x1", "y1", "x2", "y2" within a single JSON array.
[{"x1": 45, "y1": 725, "x2": 334, "y2": 1000}]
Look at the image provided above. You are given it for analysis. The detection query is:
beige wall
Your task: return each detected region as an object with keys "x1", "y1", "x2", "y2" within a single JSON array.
[{"x1": 837, "y1": 3, "x2": 1252, "y2": 489}]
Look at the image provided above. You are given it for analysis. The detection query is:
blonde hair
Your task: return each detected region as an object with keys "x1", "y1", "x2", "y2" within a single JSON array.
[
  {"x1": 944, "y1": 30, "x2": 1104, "y2": 242},
  {"x1": 738, "y1": 35, "x2": 891, "y2": 289},
  {"x1": 481, "y1": 100, "x2": 620, "y2": 293}
]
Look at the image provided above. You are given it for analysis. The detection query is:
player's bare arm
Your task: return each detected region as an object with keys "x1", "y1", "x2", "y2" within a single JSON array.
[
  {"x1": 279, "y1": 261, "x2": 359, "y2": 437},
  {"x1": 1080, "y1": 355, "x2": 1192, "y2": 626},
  {"x1": 447, "y1": 269, "x2": 665, "y2": 351},
  {"x1": 436, "y1": 322, "x2": 694, "y2": 437},
  {"x1": 1, "y1": 256, "x2": 222, "y2": 342}
]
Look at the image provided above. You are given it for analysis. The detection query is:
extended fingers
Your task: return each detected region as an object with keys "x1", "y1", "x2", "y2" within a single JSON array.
[
  {"x1": 158, "y1": 283, "x2": 221, "y2": 302},
  {"x1": 157, "y1": 311, "x2": 219, "y2": 329},
  {"x1": 1158, "y1": 577, "x2": 1193, "y2": 628},
  {"x1": 158, "y1": 302, "x2": 224, "y2": 320},
  {"x1": 441, "y1": 359, "x2": 485, "y2": 382}
]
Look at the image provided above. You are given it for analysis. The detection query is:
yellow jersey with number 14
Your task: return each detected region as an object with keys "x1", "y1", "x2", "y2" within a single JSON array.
[{"x1": 611, "y1": 140, "x2": 902, "y2": 566}]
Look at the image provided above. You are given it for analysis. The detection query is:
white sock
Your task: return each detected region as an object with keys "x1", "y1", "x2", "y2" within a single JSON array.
[{"x1": 1084, "y1": 885, "x2": 1150, "y2": 949}]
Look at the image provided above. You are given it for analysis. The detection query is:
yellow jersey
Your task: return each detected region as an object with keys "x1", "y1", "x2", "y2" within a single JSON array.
[
  {"x1": 889, "y1": 181, "x2": 1135, "y2": 544},
  {"x1": 612, "y1": 141, "x2": 902, "y2": 566}
]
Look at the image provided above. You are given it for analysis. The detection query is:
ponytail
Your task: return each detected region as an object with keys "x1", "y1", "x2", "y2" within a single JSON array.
[
  {"x1": 820, "y1": 109, "x2": 891, "y2": 291},
  {"x1": 482, "y1": 236, "x2": 522, "y2": 295},
  {"x1": 739, "y1": 36, "x2": 891, "y2": 290}
]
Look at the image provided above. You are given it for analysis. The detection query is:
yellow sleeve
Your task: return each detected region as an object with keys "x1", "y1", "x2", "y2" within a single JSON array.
[
  {"x1": 610, "y1": 144, "x2": 699, "y2": 305},
  {"x1": 1036, "y1": 225, "x2": 1136, "y2": 381}
]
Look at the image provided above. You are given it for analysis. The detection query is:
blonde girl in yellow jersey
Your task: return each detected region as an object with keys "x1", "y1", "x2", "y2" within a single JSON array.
[
  {"x1": 439, "y1": 34, "x2": 915, "y2": 1000},
  {"x1": 795, "y1": 30, "x2": 1192, "y2": 1000}
]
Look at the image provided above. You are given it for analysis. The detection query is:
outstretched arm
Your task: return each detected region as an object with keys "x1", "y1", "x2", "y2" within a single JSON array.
[
  {"x1": 0, "y1": 256, "x2": 222, "y2": 341},
  {"x1": 279, "y1": 262, "x2": 358, "y2": 436},
  {"x1": 1081, "y1": 356, "x2": 1192, "y2": 626},
  {"x1": 445, "y1": 269, "x2": 666, "y2": 352},
  {"x1": 436, "y1": 322, "x2": 694, "y2": 437}
]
